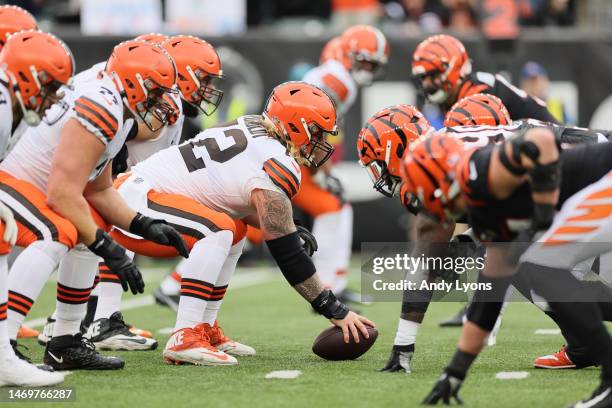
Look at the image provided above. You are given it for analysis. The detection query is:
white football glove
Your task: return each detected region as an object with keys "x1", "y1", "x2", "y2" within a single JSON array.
[{"x1": 0, "y1": 202, "x2": 17, "y2": 245}]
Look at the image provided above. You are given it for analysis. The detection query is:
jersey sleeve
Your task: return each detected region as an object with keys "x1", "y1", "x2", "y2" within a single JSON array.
[
  {"x1": 490, "y1": 73, "x2": 559, "y2": 124},
  {"x1": 71, "y1": 87, "x2": 122, "y2": 146},
  {"x1": 260, "y1": 156, "x2": 302, "y2": 199}
]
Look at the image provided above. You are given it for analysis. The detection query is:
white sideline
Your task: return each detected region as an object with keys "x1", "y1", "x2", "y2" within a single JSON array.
[{"x1": 23, "y1": 269, "x2": 276, "y2": 329}]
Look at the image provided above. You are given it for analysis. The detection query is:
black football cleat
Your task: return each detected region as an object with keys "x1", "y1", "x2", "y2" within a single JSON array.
[
  {"x1": 569, "y1": 381, "x2": 612, "y2": 408},
  {"x1": 43, "y1": 333, "x2": 124, "y2": 370},
  {"x1": 439, "y1": 305, "x2": 467, "y2": 327},
  {"x1": 153, "y1": 287, "x2": 180, "y2": 311},
  {"x1": 84, "y1": 312, "x2": 157, "y2": 351},
  {"x1": 379, "y1": 344, "x2": 414, "y2": 373},
  {"x1": 422, "y1": 372, "x2": 464, "y2": 405}
]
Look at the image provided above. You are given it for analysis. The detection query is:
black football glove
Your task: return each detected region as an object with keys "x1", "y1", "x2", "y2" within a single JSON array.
[
  {"x1": 422, "y1": 372, "x2": 464, "y2": 405},
  {"x1": 129, "y1": 213, "x2": 189, "y2": 258},
  {"x1": 88, "y1": 230, "x2": 144, "y2": 294},
  {"x1": 294, "y1": 220, "x2": 318, "y2": 257},
  {"x1": 379, "y1": 344, "x2": 414, "y2": 373}
]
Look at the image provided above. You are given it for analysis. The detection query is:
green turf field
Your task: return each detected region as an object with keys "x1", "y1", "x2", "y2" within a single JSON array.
[{"x1": 12, "y1": 260, "x2": 603, "y2": 408}]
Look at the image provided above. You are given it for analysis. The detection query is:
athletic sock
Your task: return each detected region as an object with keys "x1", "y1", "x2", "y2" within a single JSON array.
[
  {"x1": 312, "y1": 210, "x2": 343, "y2": 289},
  {"x1": 94, "y1": 261, "x2": 124, "y2": 320},
  {"x1": 7, "y1": 241, "x2": 68, "y2": 340},
  {"x1": 174, "y1": 231, "x2": 232, "y2": 331},
  {"x1": 53, "y1": 245, "x2": 97, "y2": 338},
  {"x1": 160, "y1": 269, "x2": 181, "y2": 296},
  {"x1": 446, "y1": 349, "x2": 477, "y2": 380},
  {"x1": 202, "y1": 238, "x2": 245, "y2": 324},
  {"x1": 331, "y1": 204, "x2": 353, "y2": 294},
  {"x1": 393, "y1": 318, "x2": 420, "y2": 346}
]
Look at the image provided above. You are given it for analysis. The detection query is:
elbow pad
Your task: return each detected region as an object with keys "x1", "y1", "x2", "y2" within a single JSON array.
[{"x1": 266, "y1": 231, "x2": 316, "y2": 286}]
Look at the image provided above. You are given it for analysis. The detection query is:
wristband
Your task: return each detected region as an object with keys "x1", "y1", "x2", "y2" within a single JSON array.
[{"x1": 310, "y1": 289, "x2": 349, "y2": 320}]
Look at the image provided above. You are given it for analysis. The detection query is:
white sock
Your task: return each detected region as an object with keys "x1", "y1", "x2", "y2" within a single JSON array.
[
  {"x1": 174, "y1": 231, "x2": 232, "y2": 331},
  {"x1": 394, "y1": 318, "x2": 421, "y2": 346},
  {"x1": 332, "y1": 204, "x2": 353, "y2": 294},
  {"x1": 0, "y1": 255, "x2": 9, "y2": 351},
  {"x1": 53, "y1": 245, "x2": 97, "y2": 338},
  {"x1": 7, "y1": 241, "x2": 68, "y2": 340},
  {"x1": 202, "y1": 238, "x2": 245, "y2": 324},
  {"x1": 160, "y1": 269, "x2": 182, "y2": 295},
  {"x1": 312, "y1": 210, "x2": 343, "y2": 288}
]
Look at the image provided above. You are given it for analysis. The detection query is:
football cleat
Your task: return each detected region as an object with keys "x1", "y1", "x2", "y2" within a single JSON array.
[
  {"x1": 83, "y1": 312, "x2": 158, "y2": 351},
  {"x1": 569, "y1": 381, "x2": 612, "y2": 408},
  {"x1": 422, "y1": 372, "x2": 464, "y2": 405},
  {"x1": 379, "y1": 344, "x2": 414, "y2": 373},
  {"x1": 129, "y1": 326, "x2": 153, "y2": 338},
  {"x1": 163, "y1": 324, "x2": 237, "y2": 366},
  {"x1": 43, "y1": 333, "x2": 124, "y2": 370},
  {"x1": 38, "y1": 316, "x2": 55, "y2": 346},
  {"x1": 534, "y1": 346, "x2": 576, "y2": 369},
  {"x1": 0, "y1": 352, "x2": 65, "y2": 387},
  {"x1": 439, "y1": 305, "x2": 467, "y2": 327},
  {"x1": 153, "y1": 286, "x2": 180, "y2": 312},
  {"x1": 204, "y1": 321, "x2": 256, "y2": 356},
  {"x1": 17, "y1": 324, "x2": 39, "y2": 339}
]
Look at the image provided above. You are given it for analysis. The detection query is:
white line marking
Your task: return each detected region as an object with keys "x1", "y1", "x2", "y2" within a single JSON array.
[
  {"x1": 265, "y1": 370, "x2": 302, "y2": 379},
  {"x1": 496, "y1": 371, "x2": 529, "y2": 380},
  {"x1": 534, "y1": 329, "x2": 561, "y2": 335},
  {"x1": 24, "y1": 270, "x2": 275, "y2": 328}
]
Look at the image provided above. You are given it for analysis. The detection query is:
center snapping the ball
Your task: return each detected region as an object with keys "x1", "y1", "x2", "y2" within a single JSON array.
[{"x1": 312, "y1": 326, "x2": 378, "y2": 361}]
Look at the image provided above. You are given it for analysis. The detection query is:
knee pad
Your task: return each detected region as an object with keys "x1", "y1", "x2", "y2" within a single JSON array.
[{"x1": 466, "y1": 301, "x2": 503, "y2": 332}]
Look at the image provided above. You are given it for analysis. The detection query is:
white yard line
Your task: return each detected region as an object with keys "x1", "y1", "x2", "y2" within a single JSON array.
[{"x1": 24, "y1": 269, "x2": 276, "y2": 328}]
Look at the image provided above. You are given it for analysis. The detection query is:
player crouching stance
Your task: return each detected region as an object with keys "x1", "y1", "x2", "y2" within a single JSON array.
[
  {"x1": 0, "y1": 29, "x2": 73, "y2": 386},
  {"x1": 108, "y1": 81, "x2": 374, "y2": 365},
  {"x1": 401, "y1": 132, "x2": 612, "y2": 407}
]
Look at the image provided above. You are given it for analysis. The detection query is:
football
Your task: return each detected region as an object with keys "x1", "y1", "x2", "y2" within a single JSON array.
[{"x1": 312, "y1": 326, "x2": 378, "y2": 361}]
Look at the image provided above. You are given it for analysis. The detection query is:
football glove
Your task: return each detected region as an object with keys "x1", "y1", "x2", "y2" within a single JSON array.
[
  {"x1": 129, "y1": 213, "x2": 189, "y2": 258},
  {"x1": 88, "y1": 230, "x2": 144, "y2": 294},
  {"x1": 296, "y1": 224, "x2": 318, "y2": 257},
  {"x1": 422, "y1": 372, "x2": 464, "y2": 405},
  {"x1": 0, "y1": 201, "x2": 17, "y2": 245},
  {"x1": 379, "y1": 344, "x2": 414, "y2": 373}
]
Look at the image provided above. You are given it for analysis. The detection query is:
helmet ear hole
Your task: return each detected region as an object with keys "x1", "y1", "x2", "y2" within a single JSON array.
[
  {"x1": 125, "y1": 78, "x2": 136, "y2": 90},
  {"x1": 288, "y1": 123, "x2": 299, "y2": 133},
  {"x1": 18, "y1": 71, "x2": 28, "y2": 82}
]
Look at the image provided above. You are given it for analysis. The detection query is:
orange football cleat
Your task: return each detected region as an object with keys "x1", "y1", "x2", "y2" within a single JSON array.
[
  {"x1": 534, "y1": 346, "x2": 576, "y2": 369},
  {"x1": 203, "y1": 321, "x2": 256, "y2": 357},
  {"x1": 163, "y1": 324, "x2": 237, "y2": 366},
  {"x1": 17, "y1": 325, "x2": 39, "y2": 339}
]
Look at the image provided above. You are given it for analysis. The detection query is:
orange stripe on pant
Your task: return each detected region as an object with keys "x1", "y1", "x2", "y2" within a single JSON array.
[
  {"x1": 0, "y1": 171, "x2": 77, "y2": 249},
  {"x1": 292, "y1": 166, "x2": 342, "y2": 217},
  {"x1": 110, "y1": 187, "x2": 247, "y2": 258}
]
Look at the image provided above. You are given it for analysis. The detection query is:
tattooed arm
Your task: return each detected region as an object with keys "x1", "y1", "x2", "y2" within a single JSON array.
[{"x1": 251, "y1": 188, "x2": 325, "y2": 302}]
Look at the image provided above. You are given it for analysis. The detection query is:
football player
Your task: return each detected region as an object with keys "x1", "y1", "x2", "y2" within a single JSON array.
[
  {"x1": 3, "y1": 40, "x2": 188, "y2": 370},
  {"x1": 401, "y1": 132, "x2": 612, "y2": 406},
  {"x1": 0, "y1": 29, "x2": 72, "y2": 387},
  {"x1": 0, "y1": 5, "x2": 36, "y2": 49},
  {"x1": 106, "y1": 81, "x2": 374, "y2": 365}
]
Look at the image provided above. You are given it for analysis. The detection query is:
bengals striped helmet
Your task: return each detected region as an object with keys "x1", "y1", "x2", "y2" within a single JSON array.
[
  {"x1": 412, "y1": 35, "x2": 471, "y2": 105},
  {"x1": 400, "y1": 133, "x2": 465, "y2": 222},
  {"x1": 445, "y1": 93, "x2": 511, "y2": 127},
  {"x1": 358, "y1": 104, "x2": 432, "y2": 197},
  {"x1": 340, "y1": 25, "x2": 389, "y2": 86},
  {"x1": 0, "y1": 5, "x2": 36, "y2": 49},
  {"x1": 264, "y1": 81, "x2": 337, "y2": 168}
]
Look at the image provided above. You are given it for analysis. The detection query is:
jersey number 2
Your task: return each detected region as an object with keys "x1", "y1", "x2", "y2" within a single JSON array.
[{"x1": 179, "y1": 129, "x2": 248, "y2": 172}]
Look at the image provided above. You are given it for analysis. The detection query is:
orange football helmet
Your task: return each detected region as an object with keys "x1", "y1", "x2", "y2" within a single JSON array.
[
  {"x1": 134, "y1": 33, "x2": 169, "y2": 44},
  {"x1": 357, "y1": 104, "x2": 432, "y2": 197},
  {"x1": 412, "y1": 35, "x2": 471, "y2": 105},
  {"x1": 400, "y1": 133, "x2": 465, "y2": 223},
  {"x1": 105, "y1": 40, "x2": 178, "y2": 132},
  {"x1": 445, "y1": 93, "x2": 511, "y2": 127},
  {"x1": 162, "y1": 35, "x2": 223, "y2": 116},
  {"x1": 339, "y1": 25, "x2": 389, "y2": 86},
  {"x1": 320, "y1": 37, "x2": 348, "y2": 66},
  {"x1": 0, "y1": 5, "x2": 37, "y2": 49},
  {"x1": 0, "y1": 30, "x2": 74, "y2": 126},
  {"x1": 264, "y1": 81, "x2": 338, "y2": 168}
]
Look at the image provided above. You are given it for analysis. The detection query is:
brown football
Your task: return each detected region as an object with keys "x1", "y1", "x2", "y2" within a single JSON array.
[{"x1": 312, "y1": 326, "x2": 378, "y2": 361}]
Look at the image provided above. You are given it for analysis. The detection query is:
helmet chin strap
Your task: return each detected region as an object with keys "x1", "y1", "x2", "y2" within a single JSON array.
[{"x1": 5, "y1": 70, "x2": 42, "y2": 126}]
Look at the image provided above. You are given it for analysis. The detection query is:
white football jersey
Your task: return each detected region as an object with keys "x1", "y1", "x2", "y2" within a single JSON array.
[
  {"x1": 126, "y1": 93, "x2": 184, "y2": 168},
  {"x1": 0, "y1": 81, "x2": 15, "y2": 161},
  {"x1": 132, "y1": 115, "x2": 302, "y2": 219},
  {"x1": 0, "y1": 70, "x2": 133, "y2": 191},
  {"x1": 303, "y1": 60, "x2": 357, "y2": 118}
]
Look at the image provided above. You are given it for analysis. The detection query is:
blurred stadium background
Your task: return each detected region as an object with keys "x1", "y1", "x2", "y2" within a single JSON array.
[{"x1": 10, "y1": 0, "x2": 612, "y2": 246}]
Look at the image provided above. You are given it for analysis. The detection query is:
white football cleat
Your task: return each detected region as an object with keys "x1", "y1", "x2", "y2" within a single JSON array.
[
  {"x1": 0, "y1": 351, "x2": 65, "y2": 386},
  {"x1": 204, "y1": 321, "x2": 256, "y2": 356},
  {"x1": 38, "y1": 316, "x2": 55, "y2": 346},
  {"x1": 163, "y1": 324, "x2": 237, "y2": 366},
  {"x1": 84, "y1": 312, "x2": 158, "y2": 351}
]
